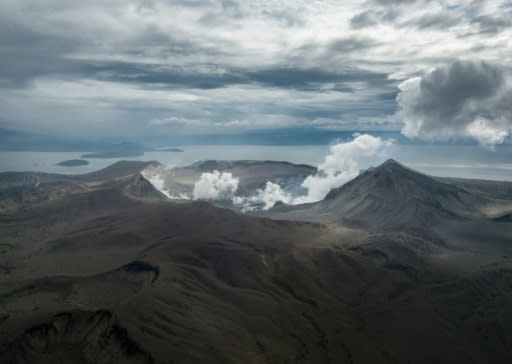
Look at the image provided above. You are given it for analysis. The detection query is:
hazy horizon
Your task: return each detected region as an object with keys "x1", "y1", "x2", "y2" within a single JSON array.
[{"x1": 2, "y1": 142, "x2": 512, "y2": 182}]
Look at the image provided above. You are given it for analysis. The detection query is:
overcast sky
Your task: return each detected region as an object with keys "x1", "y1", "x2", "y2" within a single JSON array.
[{"x1": 1, "y1": 0, "x2": 511, "y2": 145}]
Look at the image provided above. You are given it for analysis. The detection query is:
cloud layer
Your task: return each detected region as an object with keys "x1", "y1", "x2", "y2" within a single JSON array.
[
  {"x1": 397, "y1": 60, "x2": 512, "y2": 148},
  {"x1": 1, "y1": 1, "x2": 511, "y2": 139}
]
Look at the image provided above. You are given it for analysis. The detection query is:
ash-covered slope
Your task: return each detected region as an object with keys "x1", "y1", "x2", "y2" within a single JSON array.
[
  {"x1": 123, "y1": 173, "x2": 168, "y2": 201},
  {"x1": 2, "y1": 160, "x2": 512, "y2": 364},
  {"x1": 269, "y1": 159, "x2": 512, "y2": 233},
  {"x1": 320, "y1": 159, "x2": 473, "y2": 228}
]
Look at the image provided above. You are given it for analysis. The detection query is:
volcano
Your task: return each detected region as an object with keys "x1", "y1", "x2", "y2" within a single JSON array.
[
  {"x1": 1, "y1": 159, "x2": 512, "y2": 364},
  {"x1": 268, "y1": 159, "x2": 512, "y2": 234}
]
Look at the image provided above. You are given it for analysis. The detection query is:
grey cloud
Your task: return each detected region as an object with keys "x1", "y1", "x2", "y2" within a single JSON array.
[
  {"x1": 198, "y1": 0, "x2": 304, "y2": 27},
  {"x1": 461, "y1": 0, "x2": 512, "y2": 35},
  {"x1": 352, "y1": 8, "x2": 461, "y2": 32},
  {"x1": 0, "y1": 19, "x2": 84, "y2": 87},
  {"x1": 247, "y1": 67, "x2": 389, "y2": 90},
  {"x1": 261, "y1": 9, "x2": 305, "y2": 27},
  {"x1": 371, "y1": 0, "x2": 428, "y2": 5},
  {"x1": 470, "y1": 14, "x2": 512, "y2": 34},
  {"x1": 0, "y1": 12, "x2": 234, "y2": 88},
  {"x1": 0, "y1": 0, "x2": 398, "y2": 139},
  {"x1": 328, "y1": 37, "x2": 380, "y2": 53},
  {"x1": 80, "y1": 60, "x2": 392, "y2": 92},
  {"x1": 354, "y1": 0, "x2": 511, "y2": 35},
  {"x1": 405, "y1": 13, "x2": 461, "y2": 30},
  {"x1": 84, "y1": 62, "x2": 247, "y2": 89},
  {"x1": 397, "y1": 60, "x2": 512, "y2": 147},
  {"x1": 350, "y1": 9, "x2": 401, "y2": 29},
  {"x1": 350, "y1": 11, "x2": 379, "y2": 29},
  {"x1": 361, "y1": 0, "x2": 432, "y2": 10}
]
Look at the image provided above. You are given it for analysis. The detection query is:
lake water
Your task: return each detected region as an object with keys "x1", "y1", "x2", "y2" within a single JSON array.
[{"x1": 1, "y1": 144, "x2": 512, "y2": 181}]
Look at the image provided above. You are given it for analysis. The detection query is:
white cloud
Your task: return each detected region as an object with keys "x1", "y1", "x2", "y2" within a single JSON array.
[
  {"x1": 192, "y1": 170, "x2": 239, "y2": 201},
  {"x1": 466, "y1": 118, "x2": 509, "y2": 150}
]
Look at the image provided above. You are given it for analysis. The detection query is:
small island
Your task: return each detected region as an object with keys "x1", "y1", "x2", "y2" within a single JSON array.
[{"x1": 56, "y1": 159, "x2": 89, "y2": 167}]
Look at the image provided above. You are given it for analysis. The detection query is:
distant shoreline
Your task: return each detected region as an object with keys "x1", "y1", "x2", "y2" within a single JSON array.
[
  {"x1": 81, "y1": 152, "x2": 144, "y2": 159},
  {"x1": 155, "y1": 148, "x2": 184, "y2": 152},
  {"x1": 56, "y1": 159, "x2": 89, "y2": 167}
]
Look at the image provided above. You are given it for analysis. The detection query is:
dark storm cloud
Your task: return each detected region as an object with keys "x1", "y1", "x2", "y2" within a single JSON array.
[{"x1": 398, "y1": 60, "x2": 512, "y2": 147}]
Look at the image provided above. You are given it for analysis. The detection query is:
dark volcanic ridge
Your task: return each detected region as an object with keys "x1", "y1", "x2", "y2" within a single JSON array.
[
  {"x1": 0, "y1": 161, "x2": 163, "y2": 212},
  {"x1": 4, "y1": 310, "x2": 154, "y2": 364}
]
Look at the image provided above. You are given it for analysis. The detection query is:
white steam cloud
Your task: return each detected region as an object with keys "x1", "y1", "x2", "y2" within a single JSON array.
[
  {"x1": 142, "y1": 164, "x2": 190, "y2": 199},
  {"x1": 193, "y1": 170, "x2": 239, "y2": 201},
  {"x1": 257, "y1": 182, "x2": 293, "y2": 209},
  {"x1": 141, "y1": 164, "x2": 173, "y2": 199},
  {"x1": 294, "y1": 133, "x2": 393, "y2": 204},
  {"x1": 144, "y1": 134, "x2": 393, "y2": 210},
  {"x1": 193, "y1": 134, "x2": 392, "y2": 208},
  {"x1": 233, "y1": 181, "x2": 293, "y2": 211}
]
